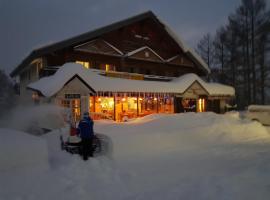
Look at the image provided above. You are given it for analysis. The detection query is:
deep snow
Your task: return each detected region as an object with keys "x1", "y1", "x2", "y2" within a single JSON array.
[{"x1": 1, "y1": 112, "x2": 270, "y2": 200}]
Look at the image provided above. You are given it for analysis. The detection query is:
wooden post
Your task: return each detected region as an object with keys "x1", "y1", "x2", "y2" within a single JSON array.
[
  {"x1": 157, "y1": 97, "x2": 159, "y2": 113},
  {"x1": 113, "y1": 95, "x2": 116, "y2": 121},
  {"x1": 93, "y1": 96, "x2": 96, "y2": 113}
]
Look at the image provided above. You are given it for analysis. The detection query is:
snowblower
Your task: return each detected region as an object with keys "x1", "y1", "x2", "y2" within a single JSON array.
[
  {"x1": 60, "y1": 126, "x2": 112, "y2": 157},
  {"x1": 60, "y1": 134, "x2": 102, "y2": 155}
]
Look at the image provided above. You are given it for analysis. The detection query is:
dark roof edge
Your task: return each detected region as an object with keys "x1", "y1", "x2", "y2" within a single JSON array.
[{"x1": 10, "y1": 11, "x2": 155, "y2": 77}]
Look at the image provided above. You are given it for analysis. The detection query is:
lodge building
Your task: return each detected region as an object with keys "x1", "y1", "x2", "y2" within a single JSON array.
[{"x1": 10, "y1": 11, "x2": 235, "y2": 122}]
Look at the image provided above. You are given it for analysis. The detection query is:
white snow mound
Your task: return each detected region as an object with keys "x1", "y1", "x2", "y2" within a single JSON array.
[{"x1": 0, "y1": 128, "x2": 49, "y2": 172}]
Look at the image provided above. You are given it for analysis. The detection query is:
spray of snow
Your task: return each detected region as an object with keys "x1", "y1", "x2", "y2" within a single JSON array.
[{"x1": 0, "y1": 104, "x2": 67, "y2": 135}]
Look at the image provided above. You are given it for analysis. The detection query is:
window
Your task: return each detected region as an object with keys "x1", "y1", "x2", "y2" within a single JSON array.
[
  {"x1": 76, "y1": 61, "x2": 90, "y2": 69},
  {"x1": 105, "y1": 64, "x2": 115, "y2": 72},
  {"x1": 100, "y1": 64, "x2": 115, "y2": 72}
]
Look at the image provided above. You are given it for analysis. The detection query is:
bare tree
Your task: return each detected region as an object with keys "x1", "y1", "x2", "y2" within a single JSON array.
[{"x1": 196, "y1": 33, "x2": 214, "y2": 69}]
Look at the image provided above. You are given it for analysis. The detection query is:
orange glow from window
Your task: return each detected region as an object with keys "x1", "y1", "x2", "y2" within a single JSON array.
[
  {"x1": 76, "y1": 61, "x2": 89, "y2": 69},
  {"x1": 105, "y1": 64, "x2": 110, "y2": 72},
  {"x1": 198, "y1": 98, "x2": 205, "y2": 112}
]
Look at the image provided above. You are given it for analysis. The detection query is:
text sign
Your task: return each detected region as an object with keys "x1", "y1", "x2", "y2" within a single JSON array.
[{"x1": 65, "y1": 94, "x2": 81, "y2": 99}]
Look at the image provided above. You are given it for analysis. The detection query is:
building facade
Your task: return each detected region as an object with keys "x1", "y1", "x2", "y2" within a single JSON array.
[{"x1": 11, "y1": 11, "x2": 235, "y2": 122}]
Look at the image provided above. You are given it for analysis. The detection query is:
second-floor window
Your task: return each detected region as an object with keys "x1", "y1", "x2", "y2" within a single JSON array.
[
  {"x1": 99, "y1": 64, "x2": 115, "y2": 72},
  {"x1": 76, "y1": 61, "x2": 90, "y2": 69}
]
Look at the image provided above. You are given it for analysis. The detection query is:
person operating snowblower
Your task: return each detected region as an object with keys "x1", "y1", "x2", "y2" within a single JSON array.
[{"x1": 77, "y1": 112, "x2": 94, "y2": 160}]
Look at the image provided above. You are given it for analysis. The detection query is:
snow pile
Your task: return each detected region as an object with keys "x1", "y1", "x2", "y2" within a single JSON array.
[
  {"x1": 28, "y1": 63, "x2": 235, "y2": 97},
  {"x1": 1, "y1": 112, "x2": 270, "y2": 200},
  {"x1": 248, "y1": 104, "x2": 270, "y2": 112},
  {"x1": 0, "y1": 104, "x2": 67, "y2": 135},
  {"x1": 0, "y1": 128, "x2": 49, "y2": 172},
  {"x1": 96, "y1": 112, "x2": 270, "y2": 159}
]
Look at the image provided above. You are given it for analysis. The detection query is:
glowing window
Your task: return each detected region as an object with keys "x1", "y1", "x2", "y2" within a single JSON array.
[{"x1": 76, "y1": 61, "x2": 90, "y2": 69}]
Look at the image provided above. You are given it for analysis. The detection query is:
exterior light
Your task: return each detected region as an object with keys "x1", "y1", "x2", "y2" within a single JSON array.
[
  {"x1": 154, "y1": 97, "x2": 157, "y2": 101},
  {"x1": 122, "y1": 98, "x2": 126, "y2": 102}
]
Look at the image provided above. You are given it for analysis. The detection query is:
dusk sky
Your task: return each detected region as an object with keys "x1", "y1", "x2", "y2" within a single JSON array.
[{"x1": 0, "y1": 0, "x2": 242, "y2": 74}]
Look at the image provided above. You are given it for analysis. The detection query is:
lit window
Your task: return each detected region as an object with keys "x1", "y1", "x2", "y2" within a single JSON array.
[
  {"x1": 104, "y1": 64, "x2": 115, "y2": 72},
  {"x1": 76, "y1": 61, "x2": 90, "y2": 69},
  {"x1": 105, "y1": 64, "x2": 110, "y2": 72}
]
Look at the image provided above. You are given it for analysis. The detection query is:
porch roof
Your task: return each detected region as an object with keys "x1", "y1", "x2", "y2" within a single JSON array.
[{"x1": 27, "y1": 63, "x2": 234, "y2": 97}]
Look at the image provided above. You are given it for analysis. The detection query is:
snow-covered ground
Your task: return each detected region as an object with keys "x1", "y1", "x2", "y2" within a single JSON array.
[{"x1": 1, "y1": 112, "x2": 270, "y2": 200}]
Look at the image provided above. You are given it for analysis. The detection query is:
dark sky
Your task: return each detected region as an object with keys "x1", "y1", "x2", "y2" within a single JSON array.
[{"x1": 0, "y1": 0, "x2": 242, "y2": 74}]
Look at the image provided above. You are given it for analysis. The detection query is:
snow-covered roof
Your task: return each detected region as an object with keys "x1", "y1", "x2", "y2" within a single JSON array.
[
  {"x1": 248, "y1": 105, "x2": 270, "y2": 112},
  {"x1": 28, "y1": 63, "x2": 234, "y2": 97},
  {"x1": 159, "y1": 18, "x2": 211, "y2": 73}
]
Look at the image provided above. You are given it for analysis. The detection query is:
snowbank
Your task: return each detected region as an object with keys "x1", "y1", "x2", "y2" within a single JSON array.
[
  {"x1": 1, "y1": 112, "x2": 270, "y2": 200},
  {"x1": 248, "y1": 104, "x2": 270, "y2": 112},
  {"x1": 0, "y1": 128, "x2": 49, "y2": 172}
]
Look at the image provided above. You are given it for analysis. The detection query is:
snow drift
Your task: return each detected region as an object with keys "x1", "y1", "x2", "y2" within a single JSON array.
[
  {"x1": 1, "y1": 112, "x2": 270, "y2": 200},
  {"x1": 0, "y1": 128, "x2": 49, "y2": 172}
]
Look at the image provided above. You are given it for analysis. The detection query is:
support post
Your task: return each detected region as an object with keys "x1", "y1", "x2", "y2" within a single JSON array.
[
  {"x1": 114, "y1": 95, "x2": 116, "y2": 121},
  {"x1": 137, "y1": 94, "x2": 139, "y2": 117}
]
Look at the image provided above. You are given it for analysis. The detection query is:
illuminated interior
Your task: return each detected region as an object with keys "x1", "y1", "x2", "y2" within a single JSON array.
[
  {"x1": 60, "y1": 98, "x2": 81, "y2": 123},
  {"x1": 89, "y1": 94, "x2": 174, "y2": 122},
  {"x1": 76, "y1": 61, "x2": 90, "y2": 69},
  {"x1": 181, "y1": 99, "x2": 196, "y2": 112},
  {"x1": 59, "y1": 93, "x2": 205, "y2": 122},
  {"x1": 99, "y1": 64, "x2": 115, "y2": 72},
  {"x1": 197, "y1": 98, "x2": 206, "y2": 112}
]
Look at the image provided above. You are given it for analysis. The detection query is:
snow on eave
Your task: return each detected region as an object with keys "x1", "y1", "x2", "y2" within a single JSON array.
[
  {"x1": 248, "y1": 105, "x2": 270, "y2": 112},
  {"x1": 172, "y1": 73, "x2": 235, "y2": 96},
  {"x1": 126, "y1": 46, "x2": 164, "y2": 61},
  {"x1": 186, "y1": 48, "x2": 210, "y2": 73},
  {"x1": 27, "y1": 63, "x2": 234, "y2": 98},
  {"x1": 206, "y1": 83, "x2": 235, "y2": 96},
  {"x1": 166, "y1": 55, "x2": 180, "y2": 62},
  {"x1": 157, "y1": 18, "x2": 211, "y2": 74},
  {"x1": 74, "y1": 39, "x2": 124, "y2": 55}
]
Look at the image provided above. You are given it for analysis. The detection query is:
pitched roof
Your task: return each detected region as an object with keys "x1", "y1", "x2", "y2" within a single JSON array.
[{"x1": 11, "y1": 11, "x2": 210, "y2": 77}]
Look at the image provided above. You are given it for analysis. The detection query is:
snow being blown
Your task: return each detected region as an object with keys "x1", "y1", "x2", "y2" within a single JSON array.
[
  {"x1": 0, "y1": 104, "x2": 67, "y2": 135},
  {"x1": 1, "y1": 112, "x2": 270, "y2": 200}
]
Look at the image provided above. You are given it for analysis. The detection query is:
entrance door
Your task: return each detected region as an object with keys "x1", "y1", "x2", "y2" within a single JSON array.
[
  {"x1": 71, "y1": 99, "x2": 81, "y2": 122},
  {"x1": 60, "y1": 94, "x2": 81, "y2": 123}
]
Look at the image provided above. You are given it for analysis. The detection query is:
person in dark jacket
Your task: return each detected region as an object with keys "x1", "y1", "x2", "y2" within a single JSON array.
[{"x1": 77, "y1": 112, "x2": 94, "y2": 160}]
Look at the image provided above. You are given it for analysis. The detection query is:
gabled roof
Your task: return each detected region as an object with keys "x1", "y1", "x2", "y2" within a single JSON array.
[
  {"x1": 126, "y1": 46, "x2": 164, "y2": 61},
  {"x1": 27, "y1": 63, "x2": 234, "y2": 97},
  {"x1": 11, "y1": 11, "x2": 210, "y2": 77},
  {"x1": 74, "y1": 39, "x2": 124, "y2": 55}
]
